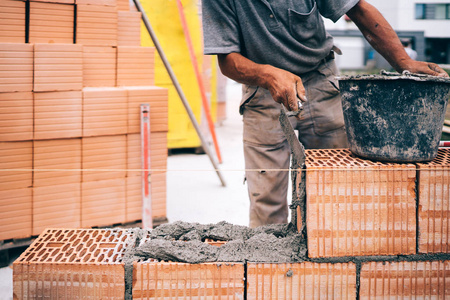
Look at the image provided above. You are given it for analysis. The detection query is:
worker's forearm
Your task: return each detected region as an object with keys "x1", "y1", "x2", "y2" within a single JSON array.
[
  {"x1": 347, "y1": 0, "x2": 411, "y2": 72},
  {"x1": 217, "y1": 53, "x2": 306, "y2": 110}
]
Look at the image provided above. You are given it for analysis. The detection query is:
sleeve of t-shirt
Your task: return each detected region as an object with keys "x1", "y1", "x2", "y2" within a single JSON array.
[
  {"x1": 316, "y1": 0, "x2": 360, "y2": 23},
  {"x1": 202, "y1": 0, "x2": 241, "y2": 55}
]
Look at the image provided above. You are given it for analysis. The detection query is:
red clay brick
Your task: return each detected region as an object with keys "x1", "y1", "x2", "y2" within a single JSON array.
[
  {"x1": 0, "y1": 188, "x2": 32, "y2": 240},
  {"x1": 360, "y1": 260, "x2": 450, "y2": 299},
  {"x1": 32, "y1": 183, "x2": 81, "y2": 236},
  {"x1": 34, "y1": 91, "x2": 82, "y2": 139},
  {"x1": 133, "y1": 261, "x2": 245, "y2": 299},
  {"x1": 247, "y1": 262, "x2": 356, "y2": 299},
  {"x1": 0, "y1": 92, "x2": 33, "y2": 142},
  {"x1": 0, "y1": 43, "x2": 33, "y2": 93},
  {"x1": 305, "y1": 149, "x2": 416, "y2": 258},
  {"x1": 0, "y1": 0, "x2": 26, "y2": 43},
  {"x1": 13, "y1": 228, "x2": 134, "y2": 299},
  {"x1": 82, "y1": 135, "x2": 126, "y2": 182},
  {"x1": 117, "y1": 11, "x2": 141, "y2": 46},
  {"x1": 82, "y1": 88, "x2": 127, "y2": 137},
  {"x1": 29, "y1": 2, "x2": 74, "y2": 44},
  {"x1": 126, "y1": 86, "x2": 168, "y2": 133},
  {"x1": 82, "y1": 46, "x2": 116, "y2": 87},
  {"x1": 0, "y1": 141, "x2": 32, "y2": 190},
  {"x1": 417, "y1": 148, "x2": 450, "y2": 253},
  {"x1": 33, "y1": 139, "x2": 81, "y2": 187},
  {"x1": 81, "y1": 178, "x2": 126, "y2": 227},
  {"x1": 117, "y1": 47, "x2": 155, "y2": 86},
  {"x1": 34, "y1": 44, "x2": 83, "y2": 92},
  {"x1": 76, "y1": 5, "x2": 117, "y2": 46}
]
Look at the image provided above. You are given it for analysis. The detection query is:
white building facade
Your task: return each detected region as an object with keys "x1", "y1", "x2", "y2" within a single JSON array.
[{"x1": 324, "y1": 0, "x2": 450, "y2": 70}]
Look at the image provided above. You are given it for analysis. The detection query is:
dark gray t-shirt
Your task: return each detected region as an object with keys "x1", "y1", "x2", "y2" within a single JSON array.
[{"x1": 202, "y1": 0, "x2": 359, "y2": 75}]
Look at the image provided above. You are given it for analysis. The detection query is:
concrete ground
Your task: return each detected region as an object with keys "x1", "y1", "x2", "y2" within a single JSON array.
[{"x1": 0, "y1": 79, "x2": 258, "y2": 299}]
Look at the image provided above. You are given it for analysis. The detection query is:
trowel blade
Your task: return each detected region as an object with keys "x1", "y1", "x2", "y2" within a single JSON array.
[{"x1": 279, "y1": 106, "x2": 306, "y2": 166}]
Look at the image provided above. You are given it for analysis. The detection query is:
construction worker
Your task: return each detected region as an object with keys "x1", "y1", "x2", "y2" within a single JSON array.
[{"x1": 201, "y1": 0, "x2": 449, "y2": 228}]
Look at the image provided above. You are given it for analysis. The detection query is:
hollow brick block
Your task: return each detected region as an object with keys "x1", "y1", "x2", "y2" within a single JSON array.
[
  {"x1": 117, "y1": 47, "x2": 155, "y2": 86},
  {"x1": 34, "y1": 44, "x2": 83, "y2": 92},
  {"x1": 0, "y1": 0, "x2": 26, "y2": 43},
  {"x1": 82, "y1": 135, "x2": 126, "y2": 182},
  {"x1": 417, "y1": 148, "x2": 450, "y2": 253},
  {"x1": 0, "y1": 43, "x2": 33, "y2": 93},
  {"x1": 305, "y1": 149, "x2": 416, "y2": 258},
  {"x1": 83, "y1": 46, "x2": 116, "y2": 87},
  {"x1": 0, "y1": 188, "x2": 32, "y2": 240},
  {"x1": 0, "y1": 92, "x2": 33, "y2": 142},
  {"x1": 246, "y1": 262, "x2": 356, "y2": 299},
  {"x1": 76, "y1": 5, "x2": 118, "y2": 46},
  {"x1": 33, "y1": 138, "x2": 81, "y2": 187},
  {"x1": 13, "y1": 228, "x2": 134, "y2": 299},
  {"x1": 82, "y1": 87, "x2": 127, "y2": 137},
  {"x1": 0, "y1": 141, "x2": 32, "y2": 190},
  {"x1": 360, "y1": 260, "x2": 450, "y2": 299},
  {"x1": 29, "y1": 2, "x2": 74, "y2": 44},
  {"x1": 34, "y1": 91, "x2": 82, "y2": 139},
  {"x1": 132, "y1": 261, "x2": 245, "y2": 299},
  {"x1": 117, "y1": 0, "x2": 130, "y2": 11},
  {"x1": 117, "y1": 11, "x2": 141, "y2": 46},
  {"x1": 126, "y1": 86, "x2": 168, "y2": 133}
]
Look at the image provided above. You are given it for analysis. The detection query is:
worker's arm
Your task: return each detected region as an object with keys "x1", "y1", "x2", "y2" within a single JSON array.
[
  {"x1": 218, "y1": 53, "x2": 306, "y2": 111},
  {"x1": 347, "y1": 0, "x2": 449, "y2": 77}
]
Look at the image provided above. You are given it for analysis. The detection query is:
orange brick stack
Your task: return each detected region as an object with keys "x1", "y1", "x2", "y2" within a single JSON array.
[{"x1": 0, "y1": 0, "x2": 169, "y2": 241}]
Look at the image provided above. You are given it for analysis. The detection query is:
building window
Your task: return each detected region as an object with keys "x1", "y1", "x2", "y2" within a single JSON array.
[{"x1": 415, "y1": 3, "x2": 450, "y2": 19}]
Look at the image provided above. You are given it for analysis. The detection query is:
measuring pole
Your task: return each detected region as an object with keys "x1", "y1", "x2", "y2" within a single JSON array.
[
  {"x1": 140, "y1": 104, "x2": 152, "y2": 229},
  {"x1": 133, "y1": 0, "x2": 226, "y2": 187}
]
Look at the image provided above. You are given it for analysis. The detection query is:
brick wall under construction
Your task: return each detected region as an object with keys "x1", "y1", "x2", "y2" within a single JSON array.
[
  {"x1": 12, "y1": 149, "x2": 450, "y2": 299},
  {"x1": 0, "y1": 0, "x2": 169, "y2": 242}
]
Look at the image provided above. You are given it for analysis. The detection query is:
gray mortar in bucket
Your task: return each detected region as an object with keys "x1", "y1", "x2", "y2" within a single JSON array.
[{"x1": 338, "y1": 71, "x2": 450, "y2": 163}]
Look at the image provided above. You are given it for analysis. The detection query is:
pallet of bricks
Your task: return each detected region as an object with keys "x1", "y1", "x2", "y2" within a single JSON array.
[
  {"x1": 0, "y1": 0, "x2": 169, "y2": 244},
  {"x1": 12, "y1": 148, "x2": 450, "y2": 298}
]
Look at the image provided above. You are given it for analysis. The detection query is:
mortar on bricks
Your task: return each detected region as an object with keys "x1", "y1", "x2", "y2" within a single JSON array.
[{"x1": 338, "y1": 71, "x2": 450, "y2": 163}]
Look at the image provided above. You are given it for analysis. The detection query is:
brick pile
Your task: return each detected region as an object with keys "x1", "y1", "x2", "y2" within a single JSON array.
[{"x1": 0, "y1": 0, "x2": 169, "y2": 241}]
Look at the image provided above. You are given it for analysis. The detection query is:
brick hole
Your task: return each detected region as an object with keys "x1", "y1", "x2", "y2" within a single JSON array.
[
  {"x1": 107, "y1": 249, "x2": 114, "y2": 257},
  {"x1": 54, "y1": 230, "x2": 62, "y2": 238},
  {"x1": 43, "y1": 235, "x2": 52, "y2": 242},
  {"x1": 79, "y1": 248, "x2": 87, "y2": 257},
  {"x1": 68, "y1": 254, "x2": 77, "y2": 262},
  {"x1": 112, "y1": 253, "x2": 118, "y2": 261},
  {"x1": 27, "y1": 253, "x2": 35, "y2": 261},
  {"x1": 38, "y1": 249, "x2": 46, "y2": 256},
  {"x1": 83, "y1": 253, "x2": 91, "y2": 262},
  {"x1": 104, "y1": 231, "x2": 111, "y2": 237},
  {"x1": 98, "y1": 254, "x2": 104, "y2": 261},
  {"x1": 99, "y1": 243, "x2": 117, "y2": 248},
  {"x1": 120, "y1": 235, "x2": 127, "y2": 242},
  {"x1": 96, "y1": 235, "x2": 102, "y2": 242},
  {"x1": 41, "y1": 253, "x2": 49, "y2": 261},
  {"x1": 76, "y1": 244, "x2": 83, "y2": 252},
  {"x1": 89, "y1": 244, "x2": 96, "y2": 252},
  {"x1": 79, "y1": 231, "x2": 87, "y2": 238},
  {"x1": 69, "y1": 235, "x2": 77, "y2": 242},
  {"x1": 82, "y1": 235, "x2": 90, "y2": 242},
  {"x1": 55, "y1": 253, "x2": 63, "y2": 261},
  {"x1": 51, "y1": 248, "x2": 60, "y2": 257},
  {"x1": 47, "y1": 242, "x2": 64, "y2": 248},
  {"x1": 117, "y1": 244, "x2": 123, "y2": 252},
  {"x1": 108, "y1": 235, "x2": 115, "y2": 242},
  {"x1": 35, "y1": 243, "x2": 44, "y2": 251},
  {"x1": 116, "y1": 231, "x2": 123, "y2": 238},
  {"x1": 62, "y1": 244, "x2": 70, "y2": 251},
  {"x1": 92, "y1": 231, "x2": 99, "y2": 238}
]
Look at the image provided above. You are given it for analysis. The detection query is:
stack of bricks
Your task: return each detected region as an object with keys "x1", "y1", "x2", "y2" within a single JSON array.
[{"x1": 0, "y1": 0, "x2": 169, "y2": 242}]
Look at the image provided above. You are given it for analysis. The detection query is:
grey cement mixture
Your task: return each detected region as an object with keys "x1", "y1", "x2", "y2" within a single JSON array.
[{"x1": 133, "y1": 221, "x2": 306, "y2": 264}]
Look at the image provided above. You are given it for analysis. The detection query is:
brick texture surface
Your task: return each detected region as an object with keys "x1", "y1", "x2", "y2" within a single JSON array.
[
  {"x1": 247, "y1": 262, "x2": 356, "y2": 299},
  {"x1": 34, "y1": 91, "x2": 82, "y2": 139},
  {"x1": 82, "y1": 87, "x2": 127, "y2": 136},
  {"x1": 76, "y1": 0, "x2": 116, "y2": 6},
  {"x1": 81, "y1": 178, "x2": 126, "y2": 227},
  {"x1": 360, "y1": 260, "x2": 450, "y2": 299},
  {"x1": 0, "y1": 141, "x2": 32, "y2": 190},
  {"x1": 0, "y1": 43, "x2": 33, "y2": 93},
  {"x1": 0, "y1": 92, "x2": 33, "y2": 142},
  {"x1": 305, "y1": 149, "x2": 416, "y2": 258},
  {"x1": 13, "y1": 228, "x2": 134, "y2": 299},
  {"x1": 33, "y1": 138, "x2": 81, "y2": 187},
  {"x1": 0, "y1": 188, "x2": 32, "y2": 240},
  {"x1": 29, "y1": 2, "x2": 74, "y2": 44},
  {"x1": 76, "y1": 5, "x2": 117, "y2": 46},
  {"x1": 117, "y1": 47, "x2": 155, "y2": 86},
  {"x1": 33, "y1": 183, "x2": 81, "y2": 235},
  {"x1": 126, "y1": 86, "x2": 168, "y2": 133},
  {"x1": 116, "y1": 0, "x2": 130, "y2": 11},
  {"x1": 133, "y1": 261, "x2": 245, "y2": 299},
  {"x1": 117, "y1": 11, "x2": 141, "y2": 46},
  {"x1": 82, "y1": 46, "x2": 116, "y2": 87},
  {"x1": 34, "y1": 43, "x2": 83, "y2": 92},
  {"x1": 82, "y1": 135, "x2": 126, "y2": 182},
  {"x1": 0, "y1": 0, "x2": 26, "y2": 43},
  {"x1": 417, "y1": 148, "x2": 450, "y2": 253}
]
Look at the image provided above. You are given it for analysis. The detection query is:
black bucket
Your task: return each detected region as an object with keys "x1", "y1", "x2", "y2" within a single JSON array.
[{"x1": 339, "y1": 71, "x2": 450, "y2": 163}]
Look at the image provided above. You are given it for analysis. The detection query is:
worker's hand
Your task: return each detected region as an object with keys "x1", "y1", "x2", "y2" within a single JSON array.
[
  {"x1": 261, "y1": 65, "x2": 307, "y2": 111},
  {"x1": 400, "y1": 59, "x2": 449, "y2": 78}
]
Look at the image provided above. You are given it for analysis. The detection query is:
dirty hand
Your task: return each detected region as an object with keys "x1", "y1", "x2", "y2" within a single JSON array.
[
  {"x1": 401, "y1": 60, "x2": 449, "y2": 78},
  {"x1": 262, "y1": 65, "x2": 307, "y2": 111}
]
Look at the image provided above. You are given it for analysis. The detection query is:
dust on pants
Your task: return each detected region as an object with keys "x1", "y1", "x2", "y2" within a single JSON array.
[{"x1": 241, "y1": 59, "x2": 348, "y2": 228}]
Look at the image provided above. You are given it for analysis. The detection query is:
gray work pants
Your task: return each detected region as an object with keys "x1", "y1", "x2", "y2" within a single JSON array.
[{"x1": 240, "y1": 59, "x2": 348, "y2": 228}]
